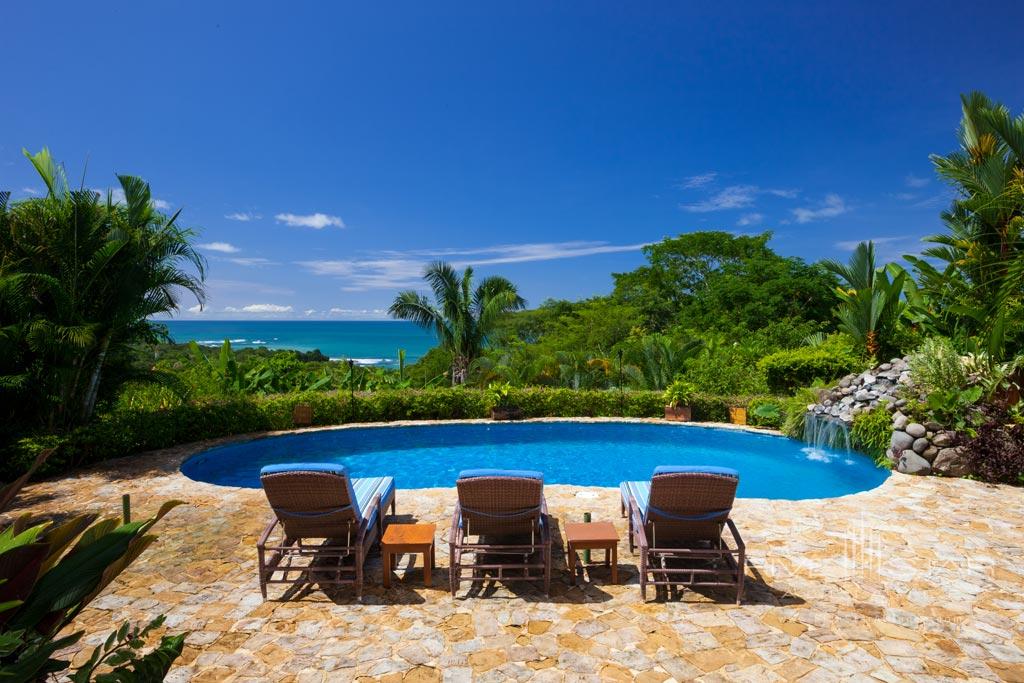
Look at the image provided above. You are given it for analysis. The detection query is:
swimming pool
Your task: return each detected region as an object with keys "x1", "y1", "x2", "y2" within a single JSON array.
[{"x1": 181, "y1": 421, "x2": 888, "y2": 499}]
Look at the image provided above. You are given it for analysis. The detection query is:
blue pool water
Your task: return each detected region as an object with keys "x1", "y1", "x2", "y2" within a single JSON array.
[{"x1": 181, "y1": 422, "x2": 888, "y2": 499}]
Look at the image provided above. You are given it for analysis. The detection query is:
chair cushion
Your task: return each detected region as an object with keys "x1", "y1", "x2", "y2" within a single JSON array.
[
  {"x1": 458, "y1": 468, "x2": 544, "y2": 482},
  {"x1": 620, "y1": 480, "x2": 651, "y2": 518},
  {"x1": 652, "y1": 465, "x2": 739, "y2": 479},
  {"x1": 352, "y1": 476, "x2": 395, "y2": 529}
]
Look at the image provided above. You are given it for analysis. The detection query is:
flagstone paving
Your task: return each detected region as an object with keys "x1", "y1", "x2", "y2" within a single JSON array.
[{"x1": 10, "y1": 423, "x2": 1024, "y2": 682}]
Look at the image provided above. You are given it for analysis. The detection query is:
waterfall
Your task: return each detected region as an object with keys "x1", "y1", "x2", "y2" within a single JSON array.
[{"x1": 802, "y1": 412, "x2": 852, "y2": 452}]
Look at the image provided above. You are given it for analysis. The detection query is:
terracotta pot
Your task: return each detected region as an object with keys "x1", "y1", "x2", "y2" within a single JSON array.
[
  {"x1": 292, "y1": 403, "x2": 313, "y2": 427},
  {"x1": 664, "y1": 405, "x2": 692, "y2": 422},
  {"x1": 491, "y1": 406, "x2": 524, "y2": 421},
  {"x1": 729, "y1": 407, "x2": 747, "y2": 425}
]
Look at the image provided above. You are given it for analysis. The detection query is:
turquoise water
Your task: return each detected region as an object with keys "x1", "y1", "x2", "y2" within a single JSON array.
[
  {"x1": 181, "y1": 421, "x2": 888, "y2": 499},
  {"x1": 160, "y1": 320, "x2": 436, "y2": 365}
]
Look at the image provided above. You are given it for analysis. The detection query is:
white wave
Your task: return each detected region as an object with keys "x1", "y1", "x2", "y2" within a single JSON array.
[{"x1": 802, "y1": 447, "x2": 837, "y2": 463}]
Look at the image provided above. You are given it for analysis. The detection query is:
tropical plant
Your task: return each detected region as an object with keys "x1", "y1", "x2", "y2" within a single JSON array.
[
  {"x1": 851, "y1": 406, "x2": 894, "y2": 466},
  {"x1": 747, "y1": 397, "x2": 783, "y2": 429},
  {"x1": 0, "y1": 148, "x2": 205, "y2": 432},
  {"x1": 907, "y1": 337, "x2": 969, "y2": 396},
  {"x1": 900, "y1": 92, "x2": 1024, "y2": 361},
  {"x1": 822, "y1": 241, "x2": 905, "y2": 360},
  {"x1": 0, "y1": 485, "x2": 184, "y2": 680},
  {"x1": 389, "y1": 262, "x2": 525, "y2": 385},
  {"x1": 663, "y1": 379, "x2": 697, "y2": 408},
  {"x1": 487, "y1": 382, "x2": 515, "y2": 409},
  {"x1": 626, "y1": 334, "x2": 703, "y2": 390}
]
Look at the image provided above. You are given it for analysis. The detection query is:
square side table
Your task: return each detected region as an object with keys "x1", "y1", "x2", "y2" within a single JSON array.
[
  {"x1": 565, "y1": 521, "x2": 619, "y2": 585},
  {"x1": 382, "y1": 523, "x2": 436, "y2": 588}
]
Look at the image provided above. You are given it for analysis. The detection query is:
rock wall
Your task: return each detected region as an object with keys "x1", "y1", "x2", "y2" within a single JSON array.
[
  {"x1": 807, "y1": 356, "x2": 971, "y2": 478},
  {"x1": 809, "y1": 357, "x2": 911, "y2": 424}
]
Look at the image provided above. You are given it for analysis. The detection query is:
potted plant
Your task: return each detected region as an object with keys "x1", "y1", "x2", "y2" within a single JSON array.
[
  {"x1": 663, "y1": 380, "x2": 696, "y2": 422},
  {"x1": 489, "y1": 382, "x2": 522, "y2": 420}
]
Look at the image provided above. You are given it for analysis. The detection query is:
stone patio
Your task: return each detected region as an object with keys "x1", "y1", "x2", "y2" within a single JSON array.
[{"x1": 10, "y1": 421, "x2": 1024, "y2": 682}]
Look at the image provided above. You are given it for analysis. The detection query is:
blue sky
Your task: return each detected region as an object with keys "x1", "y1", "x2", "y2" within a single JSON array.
[{"x1": 3, "y1": 2, "x2": 1023, "y2": 319}]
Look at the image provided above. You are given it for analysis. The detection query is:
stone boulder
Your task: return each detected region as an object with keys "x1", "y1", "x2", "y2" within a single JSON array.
[
  {"x1": 912, "y1": 437, "x2": 930, "y2": 454},
  {"x1": 905, "y1": 422, "x2": 927, "y2": 439},
  {"x1": 892, "y1": 412, "x2": 909, "y2": 430},
  {"x1": 933, "y1": 447, "x2": 971, "y2": 477},
  {"x1": 931, "y1": 431, "x2": 954, "y2": 448},
  {"x1": 896, "y1": 451, "x2": 932, "y2": 475},
  {"x1": 890, "y1": 430, "x2": 915, "y2": 452}
]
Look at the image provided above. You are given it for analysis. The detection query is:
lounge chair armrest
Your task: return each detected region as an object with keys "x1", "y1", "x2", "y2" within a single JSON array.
[
  {"x1": 725, "y1": 518, "x2": 745, "y2": 551},
  {"x1": 257, "y1": 517, "x2": 280, "y2": 549},
  {"x1": 630, "y1": 503, "x2": 648, "y2": 550}
]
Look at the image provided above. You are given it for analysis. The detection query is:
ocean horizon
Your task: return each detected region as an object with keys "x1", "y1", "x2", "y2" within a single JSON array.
[{"x1": 159, "y1": 320, "x2": 437, "y2": 366}]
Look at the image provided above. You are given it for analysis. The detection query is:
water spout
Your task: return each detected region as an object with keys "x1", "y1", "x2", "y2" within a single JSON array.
[{"x1": 802, "y1": 412, "x2": 852, "y2": 452}]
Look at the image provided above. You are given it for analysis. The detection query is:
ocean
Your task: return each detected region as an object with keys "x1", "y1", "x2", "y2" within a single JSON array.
[{"x1": 159, "y1": 320, "x2": 437, "y2": 366}]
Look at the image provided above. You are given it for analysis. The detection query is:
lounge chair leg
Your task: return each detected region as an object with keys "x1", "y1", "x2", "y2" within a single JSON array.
[
  {"x1": 449, "y1": 545, "x2": 457, "y2": 597},
  {"x1": 736, "y1": 549, "x2": 746, "y2": 605},
  {"x1": 639, "y1": 553, "x2": 647, "y2": 600}
]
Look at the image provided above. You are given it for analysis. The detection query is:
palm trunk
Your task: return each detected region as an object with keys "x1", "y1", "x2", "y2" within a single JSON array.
[
  {"x1": 81, "y1": 334, "x2": 111, "y2": 423},
  {"x1": 451, "y1": 355, "x2": 469, "y2": 386}
]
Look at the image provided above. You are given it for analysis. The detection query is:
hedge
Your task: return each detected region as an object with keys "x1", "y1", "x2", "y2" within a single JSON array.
[
  {"x1": 757, "y1": 346, "x2": 862, "y2": 395},
  {"x1": 2, "y1": 388, "x2": 764, "y2": 481}
]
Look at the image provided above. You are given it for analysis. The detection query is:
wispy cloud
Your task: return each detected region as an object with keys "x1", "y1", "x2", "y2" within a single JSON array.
[
  {"x1": 304, "y1": 309, "x2": 317, "y2": 317},
  {"x1": 227, "y1": 257, "x2": 275, "y2": 267},
  {"x1": 94, "y1": 187, "x2": 127, "y2": 204},
  {"x1": 275, "y1": 212, "x2": 344, "y2": 229},
  {"x1": 911, "y1": 192, "x2": 952, "y2": 209},
  {"x1": 298, "y1": 240, "x2": 648, "y2": 291},
  {"x1": 681, "y1": 185, "x2": 758, "y2": 212},
  {"x1": 736, "y1": 213, "x2": 763, "y2": 227},
  {"x1": 680, "y1": 172, "x2": 717, "y2": 189},
  {"x1": 225, "y1": 211, "x2": 261, "y2": 222},
  {"x1": 680, "y1": 185, "x2": 799, "y2": 212},
  {"x1": 199, "y1": 242, "x2": 240, "y2": 254},
  {"x1": 20, "y1": 187, "x2": 39, "y2": 196},
  {"x1": 224, "y1": 303, "x2": 293, "y2": 314},
  {"x1": 905, "y1": 174, "x2": 930, "y2": 188},
  {"x1": 329, "y1": 307, "x2": 387, "y2": 315},
  {"x1": 792, "y1": 194, "x2": 849, "y2": 223},
  {"x1": 187, "y1": 303, "x2": 203, "y2": 314},
  {"x1": 152, "y1": 198, "x2": 171, "y2": 210},
  {"x1": 834, "y1": 235, "x2": 920, "y2": 263}
]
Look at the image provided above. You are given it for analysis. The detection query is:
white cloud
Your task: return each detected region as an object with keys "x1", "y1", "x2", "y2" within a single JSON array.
[
  {"x1": 151, "y1": 198, "x2": 171, "y2": 210},
  {"x1": 94, "y1": 187, "x2": 127, "y2": 204},
  {"x1": 224, "y1": 303, "x2": 293, "y2": 314},
  {"x1": 680, "y1": 185, "x2": 758, "y2": 212},
  {"x1": 736, "y1": 213, "x2": 763, "y2": 227},
  {"x1": 792, "y1": 194, "x2": 849, "y2": 223},
  {"x1": 304, "y1": 309, "x2": 317, "y2": 316},
  {"x1": 187, "y1": 303, "x2": 203, "y2": 314},
  {"x1": 329, "y1": 307, "x2": 386, "y2": 315},
  {"x1": 20, "y1": 187, "x2": 39, "y2": 195},
  {"x1": 680, "y1": 172, "x2": 717, "y2": 189},
  {"x1": 905, "y1": 174, "x2": 930, "y2": 188},
  {"x1": 198, "y1": 242, "x2": 240, "y2": 253},
  {"x1": 765, "y1": 188, "x2": 800, "y2": 199},
  {"x1": 298, "y1": 240, "x2": 648, "y2": 291},
  {"x1": 228, "y1": 257, "x2": 274, "y2": 267},
  {"x1": 225, "y1": 211, "x2": 261, "y2": 221},
  {"x1": 275, "y1": 212, "x2": 344, "y2": 229}
]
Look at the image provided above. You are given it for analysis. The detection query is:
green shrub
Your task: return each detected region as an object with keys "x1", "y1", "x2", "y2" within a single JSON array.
[
  {"x1": 3, "y1": 388, "x2": 757, "y2": 480},
  {"x1": 748, "y1": 397, "x2": 784, "y2": 429},
  {"x1": 663, "y1": 380, "x2": 697, "y2": 408},
  {"x1": 908, "y1": 337, "x2": 966, "y2": 393},
  {"x1": 779, "y1": 387, "x2": 821, "y2": 438},
  {"x1": 758, "y1": 341, "x2": 863, "y2": 395},
  {"x1": 851, "y1": 406, "x2": 894, "y2": 467}
]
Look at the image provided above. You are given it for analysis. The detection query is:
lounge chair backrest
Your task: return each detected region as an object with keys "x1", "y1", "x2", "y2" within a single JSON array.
[
  {"x1": 260, "y1": 463, "x2": 361, "y2": 538},
  {"x1": 646, "y1": 466, "x2": 738, "y2": 542},
  {"x1": 456, "y1": 469, "x2": 544, "y2": 536}
]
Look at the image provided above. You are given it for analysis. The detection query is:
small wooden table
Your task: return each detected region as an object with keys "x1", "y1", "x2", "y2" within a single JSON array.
[
  {"x1": 565, "y1": 521, "x2": 619, "y2": 585},
  {"x1": 381, "y1": 523, "x2": 436, "y2": 588}
]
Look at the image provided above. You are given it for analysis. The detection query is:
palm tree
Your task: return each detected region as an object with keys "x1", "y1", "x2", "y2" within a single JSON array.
[
  {"x1": 389, "y1": 262, "x2": 525, "y2": 385},
  {"x1": 1, "y1": 148, "x2": 205, "y2": 430},
  {"x1": 822, "y1": 241, "x2": 905, "y2": 360}
]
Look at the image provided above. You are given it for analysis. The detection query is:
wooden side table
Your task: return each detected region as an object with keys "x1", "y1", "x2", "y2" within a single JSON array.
[
  {"x1": 382, "y1": 523, "x2": 436, "y2": 588},
  {"x1": 565, "y1": 521, "x2": 619, "y2": 585}
]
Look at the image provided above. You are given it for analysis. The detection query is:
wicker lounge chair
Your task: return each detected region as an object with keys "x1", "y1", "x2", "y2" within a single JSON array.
[
  {"x1": 620, "y1": 466, "x2": 745, "y2": 603},
  {"x1": 257, "y1": 463, "x2": 396, "y2": 600},
  {"x1": 449, "y1": 469, "x2": 551, "y2": 597}
]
